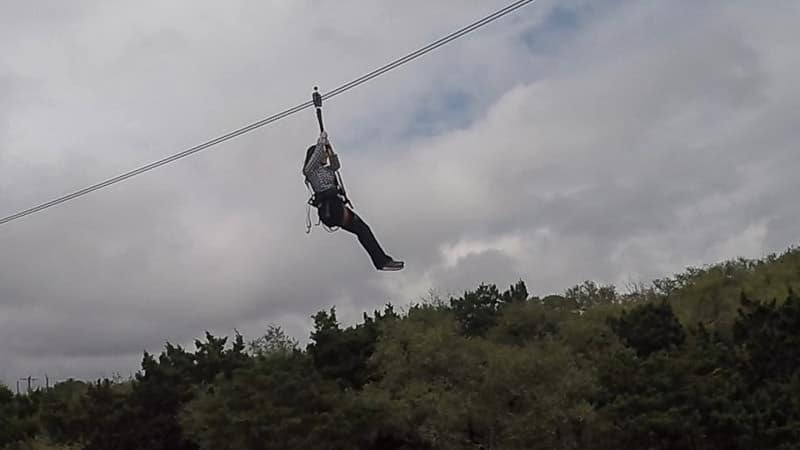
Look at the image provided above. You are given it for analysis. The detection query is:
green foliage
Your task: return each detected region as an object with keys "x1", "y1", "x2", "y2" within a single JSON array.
[
  {"x1": 660, "y1": 247, "x2": 800, "y2": 332},
  {"x1": 559, "y1": 304, "x2": 623, "y2": 360},
  {"x1": 1, "y1": 439, "x2": 79, "y2": 450},
  {"x1": 733, "y1": 290, "x2": 800, "y2": 383},
  {"x1": 450, "y1": 281, "x2": 528, "y2": 337},
  {"x1": 12, "y1": 248, "x2": 800, "y2": 449},
  {"x1": 247, "y1": 324, "x2": 298, "y2": 356},
  {"x1": 596, "y1": 289, "x2": 800, "y2": 450},
  {"x1": 488, "y1": 298, "x2": 564, "y2": 345},
  {"x1": 181, "y1": 351, "x2": 350, "y2": 450},
  {"x1": 727, "y1": 291, "x2": 800, "y2": 447},
  {"x1": 450, "y1": 284, "x2": 502, "y2": 336},
  {"x1": 608, "y1": 301, "x2": 686, "y2": 357},
  {"x1": 366, "y1": 308, "x2": 597, "y2": 449},
  {"x1": 595, "y1": 343, "x2": 722, "y2": 449},
  {"x1": 79, "y1": 379, "x2": 135, "y2": 450},
  {"x1": 564, "y1": 280, "x2": 617, "y2": 310},
  {"x1": 0, "y1": 385, "x2": 38, "y2": 448},
  {"x1": 79, "y1": 332, "x2": 250, "y2": 450},
  {"x1": 37, "y1": 380, "x2": 87, "y2": 444},
  {"x1": 307, "y1": 305, "x2": 397, "y2": 390}
]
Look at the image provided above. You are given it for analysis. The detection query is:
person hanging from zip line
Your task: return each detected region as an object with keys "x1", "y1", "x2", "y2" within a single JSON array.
[
  {"x1": 303, "y1": 130, "x2": 404, "y2": 271},
  {"x1": 302, "y1": 87, "x2": 403, "y2": 271}
]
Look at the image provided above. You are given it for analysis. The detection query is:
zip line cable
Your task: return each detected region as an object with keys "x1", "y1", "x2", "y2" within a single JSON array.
[
  {"x1": 0, "y1": 0, "x2": 536, "y2": 227},
  {"x1": 322, "y1": 0, "x2": 536, "y2": 102}
]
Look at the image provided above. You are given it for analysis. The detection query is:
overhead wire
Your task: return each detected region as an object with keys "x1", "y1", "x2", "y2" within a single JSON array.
[
  {"x1": 0, "y1": 0, "x2": 536, "y2": 227},
  {"x1": 322, "y1": 0, "x2": 536, "y2": 102}
]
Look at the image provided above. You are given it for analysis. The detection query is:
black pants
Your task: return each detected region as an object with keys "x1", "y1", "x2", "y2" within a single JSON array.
[{"x1": 318, "y1": 196, "x2": 391, "y2": 269}]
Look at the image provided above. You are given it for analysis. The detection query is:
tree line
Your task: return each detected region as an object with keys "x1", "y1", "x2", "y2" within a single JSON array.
[{"x1": 2, "y1": 248, "x2": 800, "y2": 449}]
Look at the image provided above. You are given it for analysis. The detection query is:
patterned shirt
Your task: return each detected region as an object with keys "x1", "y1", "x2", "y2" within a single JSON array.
[{"x1": 303, "y1": 135, "x2": 340, "y2": 194}]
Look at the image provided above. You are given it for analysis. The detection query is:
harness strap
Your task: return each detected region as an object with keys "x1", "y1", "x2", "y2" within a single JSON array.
[{"x1": 305, "y1": 185, "x2": 341, "y2": 234}]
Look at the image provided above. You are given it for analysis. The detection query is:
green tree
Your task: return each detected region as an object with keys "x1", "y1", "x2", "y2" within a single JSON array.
[
  {"x1": 80, "y1": 380, "x2": 135, "y2": 450},
  {"x1": 182, "y1": 351, "x2": 365, "y2": 450},
  {"x1": 608, "y1": 301, "x2": 685, "y2": 357},
  {"x1": 564, "y1": 280, "x2": 617, "y2": 311},
  {"x1": 727, "y1": 291, "x2": 800, "y2": 447},
  {"x1": 488, "y1": 299, "x2": 564, "y2": 346},
  {"x1": 367, "y1": 306, "x2": 597, "y2": 449},
  {"x1": 450, "y1": 282, "x2": 528, "y2": 337},
  {"x1": 38, "y1": 379, "x2": 87, "y2": 445},
  {"x1": 0, "y1": 385, "x2": 39, "y2": 448},
  {"x1": 248, "y1": 325, "x2": 298, "y2": 356},
  {"x1": 80, "y1": 332, "x2": 250, "y2": 450},
  {"x1": 594, "y1": 340, "x2": 727, "y2": 449},
  {"x1": 307, "y1": 305, "x2": 397, "y2": 390}
]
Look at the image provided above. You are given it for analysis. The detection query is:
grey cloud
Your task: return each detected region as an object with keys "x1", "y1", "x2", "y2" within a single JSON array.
[
  {"x1": 429, "y1": 249, "x2": 522, "y2": 297},
  {"x1": 1, "y1": 0, "x2": 799, "y2": 385}
]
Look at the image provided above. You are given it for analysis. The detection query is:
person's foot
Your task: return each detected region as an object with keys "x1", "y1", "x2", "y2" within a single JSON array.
[{"x1": 379, "y1": 259, "x2": 404, "y2": 271}]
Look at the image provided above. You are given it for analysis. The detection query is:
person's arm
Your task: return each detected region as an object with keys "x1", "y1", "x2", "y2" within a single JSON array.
[
  {"x1": 303, "y1": 132, "x2": 329, "y2": 175},
  {"x1": 328, "y1": 144, "x2": 341, "y2": 171}
]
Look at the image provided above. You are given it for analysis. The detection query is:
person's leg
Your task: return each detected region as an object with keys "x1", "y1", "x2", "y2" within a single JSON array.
[
  {"x1": 318, "y1": 199, "x2": 402, "y2": 270},
  {"x1": 340, "y1": 208, "x2": 394, "y2": 269}
]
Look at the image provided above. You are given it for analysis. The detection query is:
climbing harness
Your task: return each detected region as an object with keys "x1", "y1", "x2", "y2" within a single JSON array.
[{"x1": 305, "y1": 186, "x2": 341, "y2": 234}]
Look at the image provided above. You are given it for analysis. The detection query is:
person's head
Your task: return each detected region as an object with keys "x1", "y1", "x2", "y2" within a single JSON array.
[
  {"x1": 304, "y1": 145, "x2": 318, "y2": 169},
  {"x1": 303, "y1": 143, "x2": 331, "y2": 168}
]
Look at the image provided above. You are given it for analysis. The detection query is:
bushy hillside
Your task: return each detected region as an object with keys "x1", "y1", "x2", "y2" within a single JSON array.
[{"x1": 3, "y1": 247, "x2": 800, "y2": 449}]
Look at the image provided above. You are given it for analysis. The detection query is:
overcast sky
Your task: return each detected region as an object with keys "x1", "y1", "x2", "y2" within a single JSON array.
[{"x1": 1, "y1": 0, "x2": 798, "y2": 386}]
